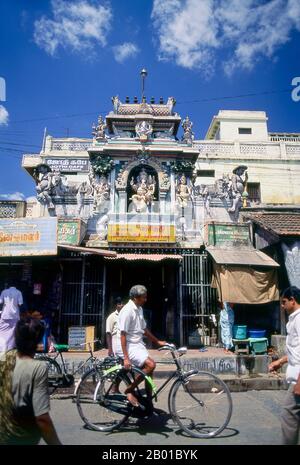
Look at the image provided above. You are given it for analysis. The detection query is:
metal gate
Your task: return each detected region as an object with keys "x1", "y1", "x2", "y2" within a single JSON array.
[
  {"x1": 179, "y1": 253, "x2": 217, "y2": 346},
  {"x1": 59, "y1": 256, "x2": 105, "y2": 343}
]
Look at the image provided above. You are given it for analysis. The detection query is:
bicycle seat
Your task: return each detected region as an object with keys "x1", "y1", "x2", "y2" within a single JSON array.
[{"x1": 54, "y1": 344, "x2": 69, "y2": 353}]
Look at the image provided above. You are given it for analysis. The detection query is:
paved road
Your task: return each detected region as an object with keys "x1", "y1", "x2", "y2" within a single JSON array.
[{"x1": 47, "y1": 388, "x2": 286, "y2": 445}]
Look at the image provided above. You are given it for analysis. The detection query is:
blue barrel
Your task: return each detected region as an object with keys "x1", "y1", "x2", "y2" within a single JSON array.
[
  {"x1": 233, "y1": 325, "x2": 247, "y2": 339},
  {"x1": 248, "y1": 329, "x2": 266, "y2": 338}
]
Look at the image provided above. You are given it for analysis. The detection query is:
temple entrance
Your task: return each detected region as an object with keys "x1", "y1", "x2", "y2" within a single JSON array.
[{"x1": 104, "y1": 258, "x2": 180, "y2": 345}]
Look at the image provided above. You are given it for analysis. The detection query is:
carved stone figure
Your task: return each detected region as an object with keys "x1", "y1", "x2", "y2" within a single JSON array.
[
  {"x1": 182, "y1": 116, "x2": 194, "y2": 144},
  {"x1": 89, "y1": 171, "x2": 110, "y2": 213},
  {"x1": 228, "y1": 165, "x2": 248, "y2": 213},
  {"x1": 161, "y1": 171, "x2": 171, "y2": 191},
  {"x1": 194, "y1": 184, "x2": 211, "y2": 214},
  {"x1": 176, "y1": 174, "x2": 192, "y2": 208},
  {"x1": 34, "y1": 164, "x2": 55, "y2": 210},
  {"x1": 96, "y1": 208, "x2": 109, "y2": 240},
  {"x1": 129, "y1": 168, "x2": 156, "y2": 213},
  {"x1": 135, "y1": 120, "x2": 153, "y2": 139},
  {"x1": 112, "y1": 95, "x2": 121, "y2": 113},
  {"x1": 92, "y1": 116, "x2": 107, "y2": 141},
  {"x1": 76, "y1": 181, "x2": 92, "y2": 217},
  {"x1": 51, "y1": 169, "x2": 69, "y2": 196},
  {"x1": 166, "y1": 97, "x2": 176, "y2": 114}
]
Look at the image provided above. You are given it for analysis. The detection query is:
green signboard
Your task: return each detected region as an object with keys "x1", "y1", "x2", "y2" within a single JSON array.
[
  {"x1": 57, "y1": 219, "x2": 86, "y2": 246},
  {"x1": 206, "y1": 222, "x2": 250, "y2": 247}
]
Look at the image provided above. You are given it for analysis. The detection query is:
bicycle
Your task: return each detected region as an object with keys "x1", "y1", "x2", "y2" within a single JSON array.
[
  {"x1": 76, "y1": 343, "x2": 233, "y2": 439},
  {"x1": 34, "y1": 339, "x2": 102, "y2": 395}
]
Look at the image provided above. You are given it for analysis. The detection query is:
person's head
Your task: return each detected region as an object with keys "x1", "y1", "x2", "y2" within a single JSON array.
[
  {"x1": 30, "y1": 310, "x2": 44, "y2": 320},
  {"x1": 15, "y1": 318, "x2": 45, "y2": 356},
  {"x1": 129, "y1": 285, "x2": 147, "y2": 306},
  {"x1": 115, "y1": 297, "x2": 123, "y2": 312},
  {"x1": 281, "y1": 286, "x2": 300, "y2": 315}
]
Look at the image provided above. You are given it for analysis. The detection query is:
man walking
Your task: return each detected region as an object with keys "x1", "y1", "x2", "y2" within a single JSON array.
[
  {"x1": 269, "y1": 286, "x2": 300, "y2": 445},
  {"x1": 118, "y1": 285, "x2": 166, "y2": 407},
  {"x1": 106, "y1": 297, "x2": 124, "y2": 357}
]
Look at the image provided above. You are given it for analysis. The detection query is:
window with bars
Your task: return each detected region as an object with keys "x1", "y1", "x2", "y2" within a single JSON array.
[{"x1": 247, "y1": 182, "x2": 261, "y2": 204}]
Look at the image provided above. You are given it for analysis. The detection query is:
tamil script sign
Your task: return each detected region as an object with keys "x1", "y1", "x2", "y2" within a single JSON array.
[
  {"x1": 45, "y1": 158, "x2": 90, "y2": 172},
  {"x1": 57, "y1": 219, "x2": 87, "y2": 245},
  {"x1": 205, "y1": 222, "x2": 251, "y2": 248},
  {"x1": 108, "y1": 224, "x2": 176, "y2": 243},
  {"x1": 0, "y1": 217, "x2": 57, "y2": 256}
]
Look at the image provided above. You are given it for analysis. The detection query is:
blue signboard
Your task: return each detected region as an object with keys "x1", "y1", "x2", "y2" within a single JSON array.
[{"x1": 0, "y1": 217, "x2": 57, "y2": 257}]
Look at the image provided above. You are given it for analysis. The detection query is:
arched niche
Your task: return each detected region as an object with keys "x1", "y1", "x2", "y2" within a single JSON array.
[{"x1": 127, "y1": 164, "x2": 159, "y2": 212}]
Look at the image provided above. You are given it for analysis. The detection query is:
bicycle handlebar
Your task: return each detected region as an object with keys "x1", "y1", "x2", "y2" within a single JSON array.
[
  {"x1": 158, "y1": 343, "x2": 176, "y2": 352},
  {"x1": 78, "y1": 338, "x2": 101, "y2": 347}
]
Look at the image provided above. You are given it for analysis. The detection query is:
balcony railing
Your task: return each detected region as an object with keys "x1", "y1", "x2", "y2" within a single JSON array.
[{"x1": 194, "y1": 139, "x2": 300, "y2": 159}]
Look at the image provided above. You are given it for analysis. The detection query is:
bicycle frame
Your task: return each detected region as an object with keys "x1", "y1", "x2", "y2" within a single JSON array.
[{"x1": 46, "y1": 340, "x2": 100, "y2": 377}]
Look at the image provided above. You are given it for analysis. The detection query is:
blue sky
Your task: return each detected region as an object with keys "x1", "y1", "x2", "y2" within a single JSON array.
[{"x1": 0, "y1": 0, "x2": 299, "y2": 198}]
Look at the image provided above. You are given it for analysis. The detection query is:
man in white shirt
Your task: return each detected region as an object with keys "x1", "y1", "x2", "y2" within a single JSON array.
[
  {"x1": 0, "y1": 280, "x2": 23, "y2": 352},
  {"x1": 269, "y1": 286, "x2": 300, "y2": 445},
  {"x1": 118, "y1": 285, "x2": 166, "y2": 408},
  {"x1": 106, "y1": 297, "x2": 123, "y2": 357}
]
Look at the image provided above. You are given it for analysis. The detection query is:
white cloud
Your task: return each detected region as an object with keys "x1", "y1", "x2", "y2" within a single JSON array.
[
  {"x1": 0, "y1": 105, "x2": 8, "y2": 126},
  {"x1": 112, "y1": 42, "x2": 139, "y2": 63},
  {"x1": 34, "y1": 0, "x2": 112, "y2": 57},
  {"x1": 151, "y1": 0, "x2": 300, "y2": 76},
  {"x1": 0, "y1": 192, "x2": 25, "y2": 201}
]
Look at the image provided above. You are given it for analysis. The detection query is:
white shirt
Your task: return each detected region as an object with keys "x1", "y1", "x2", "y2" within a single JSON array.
[
  {"x1": 118, "y1": 299, "x2": 147, "y2": 344},
  {"x1": 0, "y1": 287, "x2": 23, "y2": 320},
  {"x1": 286, "y1": 307, "x2": 300, "y2": 384},
  {"x1": 106, "y1": 310, "x2": 120, "y2": 337}
]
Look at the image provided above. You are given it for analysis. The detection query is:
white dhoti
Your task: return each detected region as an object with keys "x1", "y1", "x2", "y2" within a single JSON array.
[
  {"x1": 127, "y1": 341, "x2": 149, "y2": 368},
  {"x1": 112, "y1": 335, "x2": 123, "y2": 358},
  {"x1": 0, "y1": 318, "x2": 18, "y2": 352}
]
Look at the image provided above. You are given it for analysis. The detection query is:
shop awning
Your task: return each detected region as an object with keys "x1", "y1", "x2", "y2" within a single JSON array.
[
  {"x1": 207, "y1": 246, "x2": 280, "y2": 304},
  {"x1": 104, "y1": 253, "x2": 183, "y2": 262},
  {"x1": 206, "y1": 246, "x2": 280, "y2": 267},
  {"x1": 211, "y1": 264, "x2": 279, "y2": 304},
  {"x1": 58, "y1": 244, "x2": 117, "y2": 257}
]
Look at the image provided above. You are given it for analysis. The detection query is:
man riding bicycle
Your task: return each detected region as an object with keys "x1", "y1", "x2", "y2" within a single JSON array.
[{"x1": 118, "y1": 284, "x2": 166, "y2": 408}]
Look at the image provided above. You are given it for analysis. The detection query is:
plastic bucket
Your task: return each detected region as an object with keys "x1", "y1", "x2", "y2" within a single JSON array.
[
  {"x1": 248, "y1": 329, "x2": 266, "y2": 338},
  {"x1": 233, "y1": 325, "x2": 247, "y2": 339}
]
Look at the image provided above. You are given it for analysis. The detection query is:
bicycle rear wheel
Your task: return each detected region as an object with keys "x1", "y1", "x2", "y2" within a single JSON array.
[
  {"x1": 76, "y1": 368, "x2": 130, "y2": 432},
  {"x1": 170, "y1": 371, "x2": 232, "y2": 438},
  {"x1": 34, "y1": 355, "x2": 62, "y2": 395}
]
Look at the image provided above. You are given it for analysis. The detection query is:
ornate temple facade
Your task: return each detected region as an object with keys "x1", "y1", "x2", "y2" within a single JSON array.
[{"x1": 1, "y1": 85, "x2": 298, "y2": 346}]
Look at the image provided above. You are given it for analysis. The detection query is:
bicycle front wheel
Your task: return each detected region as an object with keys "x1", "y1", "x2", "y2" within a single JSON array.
[
  {"x1": 76, "y1": 368, "x2": 130, "y2": 432},
  {"x1": 170, "y1": 371, "x2": 232, "y2": 438}
]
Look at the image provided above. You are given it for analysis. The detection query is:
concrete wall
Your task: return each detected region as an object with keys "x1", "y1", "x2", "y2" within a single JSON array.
[{"x1": 195, "y1": 158, "x2": 300, "y2": 205}]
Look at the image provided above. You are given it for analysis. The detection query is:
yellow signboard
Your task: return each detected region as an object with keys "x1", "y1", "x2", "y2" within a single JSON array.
[{"x1": 108, "y1": 224, "x2": 176, "y2": 243}]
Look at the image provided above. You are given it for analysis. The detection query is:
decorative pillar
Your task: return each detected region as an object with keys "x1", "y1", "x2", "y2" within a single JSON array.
[
  {"x1": 118, "y1": 188, "x2": 127, "y2": 214},
  {"x1": 159, "y1": 191, "x2": 168, "y2": 214}
]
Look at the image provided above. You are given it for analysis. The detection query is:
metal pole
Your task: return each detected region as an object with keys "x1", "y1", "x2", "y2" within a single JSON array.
[
  {"x1": 101, "y1": 263, "x2": 107, "y2": 344},
  {"x1": 79, "y1": 256, "x2": 86, "y2": 327},
  {"x1": 178, "y1": 261, "x2": 183, "y2": 346},
  {"x1": 200, "y1": 255, "x2": 205, "y2": 342}
]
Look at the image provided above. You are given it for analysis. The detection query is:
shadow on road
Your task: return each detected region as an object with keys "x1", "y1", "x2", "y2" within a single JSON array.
[
  {"x1": 103, "y1": 409, "x2": 174, "y2": 438},
  {"x1": 175, "y1": 427, "x2": 239, "y2": 439}
]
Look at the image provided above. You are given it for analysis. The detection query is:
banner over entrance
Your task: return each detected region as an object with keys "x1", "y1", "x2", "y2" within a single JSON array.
[{"x1": 107, "y1": 223, "x2": 176, "y2": 243}]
